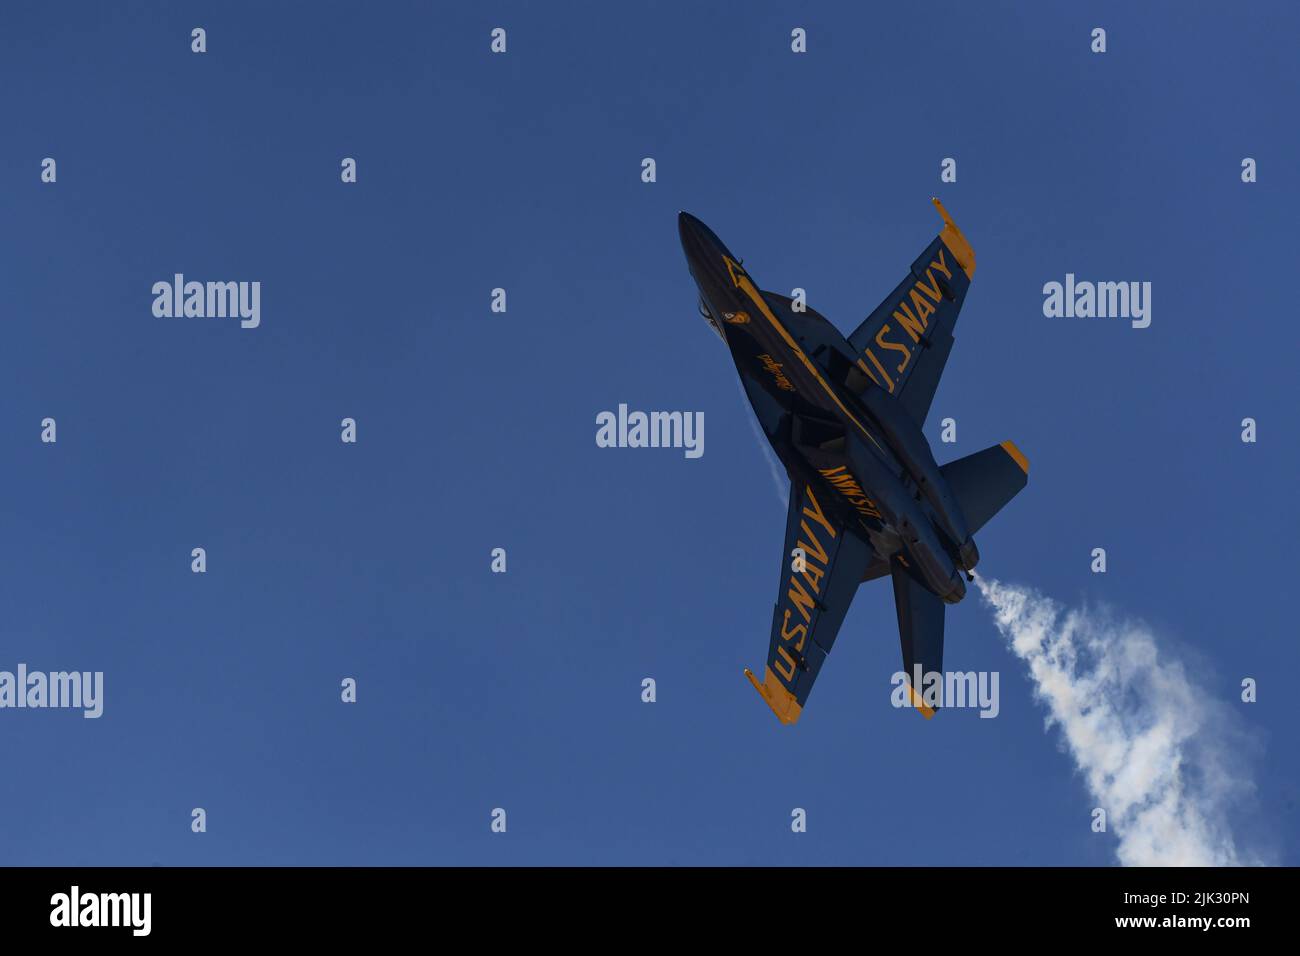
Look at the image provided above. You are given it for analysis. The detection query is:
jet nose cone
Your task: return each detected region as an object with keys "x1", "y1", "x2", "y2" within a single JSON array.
[
  {"x1": 678, "y1": 210, "x2": 703, "y2": 248},
  {"x1": 678, "y1": 211, "x2": 723, "y2": 266},
  {"x1": 678, "y1": 211, "x2": 741, "y2": 299}
]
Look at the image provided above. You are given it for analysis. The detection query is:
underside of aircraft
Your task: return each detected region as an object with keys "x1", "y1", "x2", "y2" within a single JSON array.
[{"x1": 679, "y1": 201, "x2": 1029, "y2": 725}]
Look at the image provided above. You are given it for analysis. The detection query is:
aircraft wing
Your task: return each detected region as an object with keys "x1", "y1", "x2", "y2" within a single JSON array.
[
  {"x1": 745, "y1": 474, "x2": 874, "y2": 724},
  {"x1": 890, "y1": 556, "x2": 946, "y2": 719},
  {"x1": 847, "y1": 199, "x2": 975, "y2": 426}
]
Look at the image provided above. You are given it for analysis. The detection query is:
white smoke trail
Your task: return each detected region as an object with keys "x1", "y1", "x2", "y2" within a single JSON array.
[
  {"x1": 975, "y1": 575, "x2": 1260, "y2": 866},
  {"x1": 734, "y1": 378, "x2": 788, "y2": 511}
]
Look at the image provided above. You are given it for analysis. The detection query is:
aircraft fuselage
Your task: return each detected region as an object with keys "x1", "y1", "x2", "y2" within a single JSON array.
[{"x1": 679, "y1": 211, "x2": 974, "y2": 604}]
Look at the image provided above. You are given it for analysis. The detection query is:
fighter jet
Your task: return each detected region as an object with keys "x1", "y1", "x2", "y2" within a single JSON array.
[{"x1": 679, "y1": 200, "x2": 1028, "y2": 724}]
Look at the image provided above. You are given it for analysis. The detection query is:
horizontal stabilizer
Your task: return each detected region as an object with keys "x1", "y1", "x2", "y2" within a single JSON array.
[{"x1": 939, "y1": 441, "x2": 1029, "y2": 535}]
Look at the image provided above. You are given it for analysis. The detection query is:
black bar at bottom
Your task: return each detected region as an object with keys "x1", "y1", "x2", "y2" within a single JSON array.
[{"x1": 0, "y1": 866, "x2": 1288, "y2": 941}]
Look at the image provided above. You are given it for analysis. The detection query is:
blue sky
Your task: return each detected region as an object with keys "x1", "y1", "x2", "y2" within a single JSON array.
[{"x1": 1, "y1": 1, "x2": 1295, "y2": 865}]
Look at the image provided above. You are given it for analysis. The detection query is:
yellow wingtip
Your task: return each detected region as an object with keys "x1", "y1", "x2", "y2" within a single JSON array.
[
  {"x1": 744, "y1": 666, "x2": 802, "y2": 725},
  {"x1": 930, "y1": 197, "x2": 976, "y2": 280}
]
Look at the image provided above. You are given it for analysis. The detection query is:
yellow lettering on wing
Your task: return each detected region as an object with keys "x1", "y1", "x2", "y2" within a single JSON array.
[
  {"x1": 797, "y1": 520, "x2": 830, "y2": 568},
  {"x1": 864, "y1": 348, "x2": 895, "y2": 392},
  {"x1": 780, "y1": 610, "x2": 808, "y2": 651},
  {"x1": 928, "y1": 248, "x2": 953, "y2": 280},
  {"x1": 772, "y1": 486, "x2": 835, "y2": 685},
  {"x1": 775, "y1": 645, "x2": 797, "y2": 681},
  {"x1": 908, "y1": 287, "x2": 935, "y2": 323},
  {"x1": 893, "y1": 300, "x2": 926, "y2": 343},
  {"x1": 772, "y1": 486, "x2": 837, "y2": 677},
  {"x1": 800, "y1": 486, "x2": 837, "y2": 540},
  {"x1": 914, "y1": 269, "x2": 943, "y2": 304},
  {"x1": 801, "y1": 560, "x2": 826, "y2": 596},
  {"x1": 875, "y1": 325, "x2": 912, "y2": 375},
  {"x1": 787, "y1": 573, "x2": 817, "y2": 624},
  {"x1": 856, "y1": 247, "x2": 961, "y2": 401}
]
